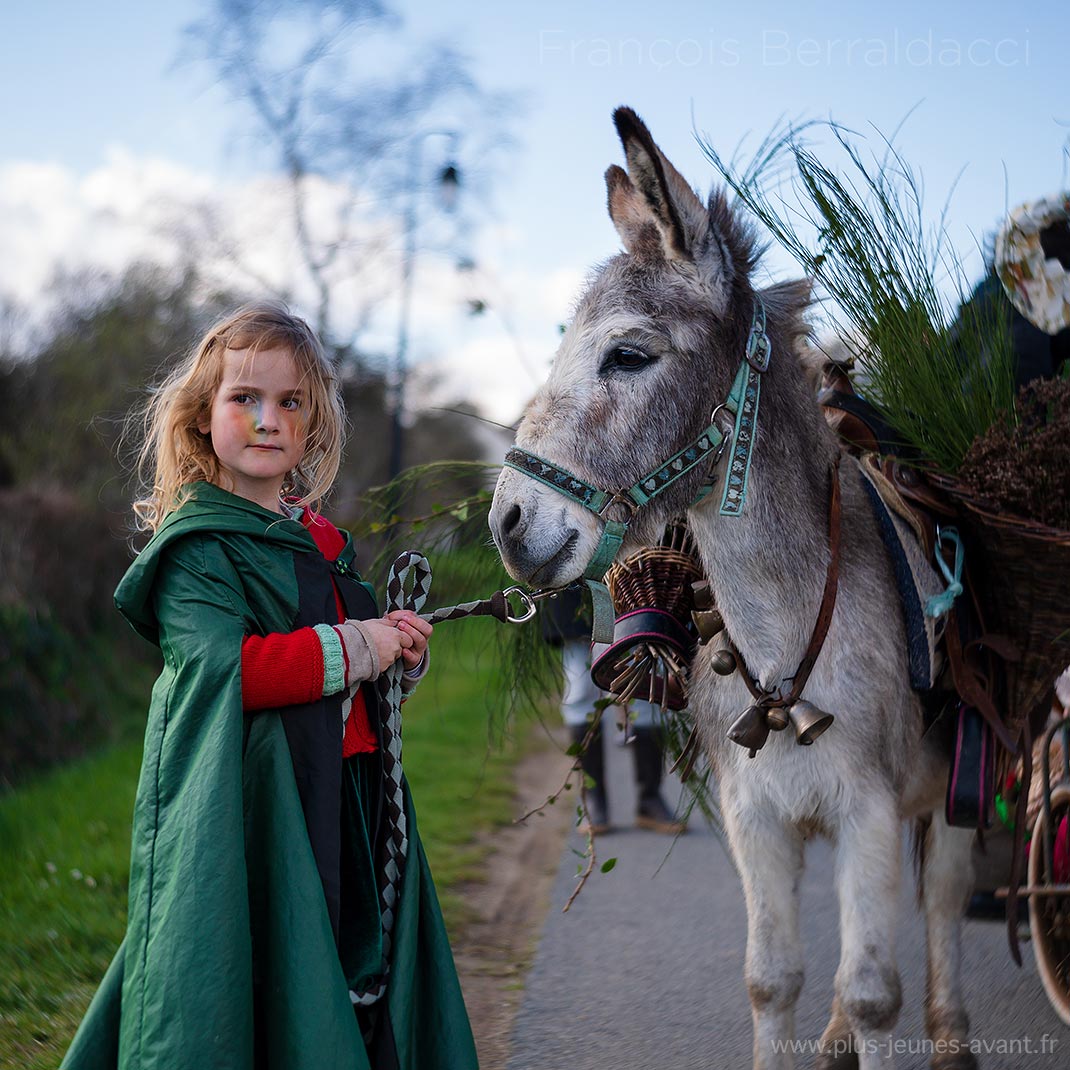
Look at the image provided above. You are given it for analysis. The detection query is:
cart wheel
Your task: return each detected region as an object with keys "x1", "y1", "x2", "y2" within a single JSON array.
[{"x1": 1028, "y1": 784, "x2": 1070, "y2": 1026}]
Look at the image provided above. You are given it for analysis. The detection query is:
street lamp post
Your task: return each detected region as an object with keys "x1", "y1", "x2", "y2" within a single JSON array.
[{"x1": 388, "y1": 131, "x2": 460, "y2": 481}]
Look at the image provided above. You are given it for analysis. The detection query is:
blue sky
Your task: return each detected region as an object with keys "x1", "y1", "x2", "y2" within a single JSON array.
[
  {"x1": 2, "y1": 5, "x2": 217, "y2": 168},
  {"x1": 1, "y1": 0, "x2": 1067, "y2": 417}
]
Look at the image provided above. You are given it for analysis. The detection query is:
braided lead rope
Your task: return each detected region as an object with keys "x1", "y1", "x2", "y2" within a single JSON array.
[
  {"x1": 349, "y1": 561, "x2": 540, "y2": 1006},
  {"x1": 421, "y1": 591, "x2": 509, "y2": 624},
  {"x1": 350, "y1": 550, "x2": 431, "y2": 1007}
]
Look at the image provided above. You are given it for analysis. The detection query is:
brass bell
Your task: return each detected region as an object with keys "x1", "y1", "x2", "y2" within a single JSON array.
[
  {"x1": 691, "y1": 608, "x2": 725, "y2": 645},
  {"x1": 690, "y1": 580, "x2": 713, "y2": 610},
  {"x1": 789, "y1": 700, "x2": 835, "y2": 745},
  {"x1": 728, "y1": 705, "x2": 770, "y2": 754},
  {"x1": 766, "y1": 706, "x2": 790, "y2": 732},
  {"x1": 709, "y1": 648, "x2": 737, "y2": 676}
]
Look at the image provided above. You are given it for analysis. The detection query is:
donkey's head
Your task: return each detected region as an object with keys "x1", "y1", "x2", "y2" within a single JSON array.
[{"x1": 489, "y1": 108, "x2": 807, "y2": 587}]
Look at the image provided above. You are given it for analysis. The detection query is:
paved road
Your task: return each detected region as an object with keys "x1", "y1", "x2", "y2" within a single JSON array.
[{"x1": 507, "y1": 733, "x2": 1070, "y2": 1069}]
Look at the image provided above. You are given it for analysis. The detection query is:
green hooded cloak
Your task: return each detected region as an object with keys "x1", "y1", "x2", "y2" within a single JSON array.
[{"x1": 61, "y1": 483, "x2": 478, "y2": 1070}]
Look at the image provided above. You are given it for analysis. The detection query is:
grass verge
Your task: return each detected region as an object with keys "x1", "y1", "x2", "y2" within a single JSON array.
[{"x1": 0, "y1": 618, "x2": 529, "y2": 1069}]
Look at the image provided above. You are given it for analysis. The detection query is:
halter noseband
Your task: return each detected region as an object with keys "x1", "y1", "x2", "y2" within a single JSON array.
[{"x1": 503, "y1": 297, "x2": 772, "y2": 641}]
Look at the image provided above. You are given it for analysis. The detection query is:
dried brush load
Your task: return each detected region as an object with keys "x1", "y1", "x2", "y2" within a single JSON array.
[
  {"x1": 956, "y1": 377, "x2": 1070, "y2": 532},
  {"x1": 930, "y1": 378, "x2": 1070, "y2": 739}
]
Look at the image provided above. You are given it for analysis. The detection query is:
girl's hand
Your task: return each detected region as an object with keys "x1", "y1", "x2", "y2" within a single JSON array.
[
  {"x1": 385, "y1": 610, "x2": 433, "y2": 670},
  {"x1": 355, "y1": 617, "x2": 414, "y2": 670}
]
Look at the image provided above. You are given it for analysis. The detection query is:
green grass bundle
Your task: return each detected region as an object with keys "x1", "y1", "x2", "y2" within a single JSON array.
[{"x1": 704, "y1": 122, "x2": 1018, "y2": 476}]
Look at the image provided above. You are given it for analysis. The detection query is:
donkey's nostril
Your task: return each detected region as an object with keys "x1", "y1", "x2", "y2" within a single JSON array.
[{"x1": 500, "y1": 503, "x2": 522, "y2": 536}]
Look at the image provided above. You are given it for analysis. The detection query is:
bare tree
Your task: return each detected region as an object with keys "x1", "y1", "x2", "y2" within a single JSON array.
[{"x1": 182, "y1": 0, "x2": 516, "y2": 362}]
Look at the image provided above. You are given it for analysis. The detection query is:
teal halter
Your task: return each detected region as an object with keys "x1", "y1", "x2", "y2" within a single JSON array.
[{"x1": 504, "y1": 297, "x2": 771, "y2": 641}]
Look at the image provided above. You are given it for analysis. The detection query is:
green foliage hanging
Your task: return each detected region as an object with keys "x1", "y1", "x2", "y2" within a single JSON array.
[{"x1": 346, "y1": 461, "x2": 564, "y2": 742}]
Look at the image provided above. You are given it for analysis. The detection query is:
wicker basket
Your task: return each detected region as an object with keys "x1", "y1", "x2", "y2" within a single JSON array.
[
  {"x1": 930, "y1": 473, "x2": 1070, "y2": 741},
  {"x1": 605, "y1": 546, "x2": 704, "y2": 626},
  {"x1": 592, "y1": 524, "x2": 704, "y2": 710}
]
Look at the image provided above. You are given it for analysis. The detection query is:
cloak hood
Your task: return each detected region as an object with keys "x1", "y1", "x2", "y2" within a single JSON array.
[{"x1": 115, "y1": 482, "x2": 357, "y2": 644}]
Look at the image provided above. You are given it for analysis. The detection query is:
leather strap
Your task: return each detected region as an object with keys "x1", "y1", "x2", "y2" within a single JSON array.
[
  {"x1": 819, "y1": 388, "x2": 906, "y2": 457},
  {"x1": 942, "y1": 597, "x2": 1019, "y2": 754},
  {"x1": 421, "y1": 590, "x2": 511, "y2": 624},
  {"x1": 736, "y1": 458, "x2": 842, "y2": 709}
]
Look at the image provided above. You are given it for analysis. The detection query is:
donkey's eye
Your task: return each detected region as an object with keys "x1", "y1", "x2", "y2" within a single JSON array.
[{"x1": 600, "y1": 345, "x2": 656, "y2": 373}]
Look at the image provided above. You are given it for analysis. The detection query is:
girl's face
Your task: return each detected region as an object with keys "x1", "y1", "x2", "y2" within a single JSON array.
[{"x1": 198, "y1": 346, "x2": 308, "y2": 512}]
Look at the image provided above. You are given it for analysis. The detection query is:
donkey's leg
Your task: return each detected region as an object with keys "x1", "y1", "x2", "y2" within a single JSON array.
[
  {"x1": 921, "y1": 814, "x2": 977, "y2": 1070},
  {"x1": 833, "y1": 794, "x2": 903, "y2": 1069},
  {"x1": 724, "y1": 798, "x2": 806, "y2": 1070}
]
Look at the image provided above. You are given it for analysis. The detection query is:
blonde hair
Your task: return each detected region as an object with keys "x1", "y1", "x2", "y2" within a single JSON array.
[{"x1": 133, "y1": 301, "x2": 344, "y2": 531}]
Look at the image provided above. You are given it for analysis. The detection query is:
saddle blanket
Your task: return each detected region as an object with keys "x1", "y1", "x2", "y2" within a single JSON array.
[{"x1": 854, "y1": 454, "x2": 946, "y2": 692}]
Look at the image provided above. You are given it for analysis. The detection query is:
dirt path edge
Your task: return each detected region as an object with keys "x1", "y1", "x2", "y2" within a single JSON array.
[{"x1": 451, "y1": 731, "x2": 573, "y2": 1070}]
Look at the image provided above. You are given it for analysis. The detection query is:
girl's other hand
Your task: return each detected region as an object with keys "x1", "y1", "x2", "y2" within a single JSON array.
[
  {"x1": 356, "y1": 617, "x2": 414, "y2": 669},
  {"x1": 385, "y1": 610, "x2": 432, "y2": 670}
]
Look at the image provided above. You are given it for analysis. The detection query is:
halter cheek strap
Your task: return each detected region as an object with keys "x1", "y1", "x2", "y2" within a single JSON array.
[
  {"x1": 719, "y1": 300, "x2": 770, "y2": 516},
  {"x1": 503, "y1": 297, "x2": 772, "y2": 641}
]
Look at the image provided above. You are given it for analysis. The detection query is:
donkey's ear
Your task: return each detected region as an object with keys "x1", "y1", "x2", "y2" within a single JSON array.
[
  {"x1": 613, "y1": 107, "x2": 708, "y2": 261},
  {"x1": 759, "y1": 276, "x2": 813, "y2": 339},
  {"x1": 612, "y1": 107, "x2": 737, "y2": 313},
  {"x1": 606, "y1": 164, "x2": 663, "y2": 255}
]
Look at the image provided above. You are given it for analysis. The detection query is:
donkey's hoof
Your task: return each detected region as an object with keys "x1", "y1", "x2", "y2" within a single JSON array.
[
  {"x1": 814, "y1": 1049, "x2": 859, "y2": 1070},
  {"x1": 931, "y1": 1053, "x2": 978, "y2": 1070},
  {"x1": 815, "y1": 1017, "x2": 857, "y2": 1070}
]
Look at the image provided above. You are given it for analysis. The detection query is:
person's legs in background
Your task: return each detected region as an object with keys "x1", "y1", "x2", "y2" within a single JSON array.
[
  {"x1": 562, "y1": 639, "x2": 686, "y2": 835},
  {"x1": 627, "y1": 699, "x2": 687, "y2": 835},
  {"x1": 561, "y1": 637, "x2": 609, "y2": 833}
]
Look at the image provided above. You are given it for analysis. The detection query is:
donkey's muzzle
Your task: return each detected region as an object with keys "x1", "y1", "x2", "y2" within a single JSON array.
[{"x1": 497, "y1": 502, "x2": 523, "y2": 538}]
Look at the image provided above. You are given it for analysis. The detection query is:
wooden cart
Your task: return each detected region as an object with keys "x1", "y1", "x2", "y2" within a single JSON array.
[{"x1": 1019, "y1": 716, "x2": 1070, "y2": 1025}]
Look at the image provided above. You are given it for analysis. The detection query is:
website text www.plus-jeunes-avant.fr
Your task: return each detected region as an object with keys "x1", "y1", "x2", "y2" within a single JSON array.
[{"x1": 770, "y1": 1034, "x2": 1059, "y2": 1060}]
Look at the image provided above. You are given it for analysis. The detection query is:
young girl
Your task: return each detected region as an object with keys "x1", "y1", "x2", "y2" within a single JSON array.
[{"x1": 61, "y1": 302, "x2": 479, "y2": 1070}]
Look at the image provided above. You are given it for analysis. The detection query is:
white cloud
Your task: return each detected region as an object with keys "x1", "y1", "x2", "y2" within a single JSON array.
[
  {"x1": 0, "y1": 149, "x2": 393, "y2": 326},
  {"x1": 0, "y1": 148, "x2": 587, "y2": 424},
  {"x1": 405, "y1": 258, "x2": 591, "y2": 423}
]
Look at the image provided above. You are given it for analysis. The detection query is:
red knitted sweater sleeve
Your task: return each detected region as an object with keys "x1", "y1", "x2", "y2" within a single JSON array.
[
  {"x1": 241, "y1": 628, "x2": 325, "y2": 711},
  {"x1": 239, "y1": 508, "x2": 376, "y2": 754}
]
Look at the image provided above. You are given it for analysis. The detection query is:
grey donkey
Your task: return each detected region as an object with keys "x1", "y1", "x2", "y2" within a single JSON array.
[{"x1": 489, "y1": 108, "x2": 978, "y2": 1070}]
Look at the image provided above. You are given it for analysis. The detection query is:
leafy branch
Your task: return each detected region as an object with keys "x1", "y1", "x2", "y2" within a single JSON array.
[{"x1": 514, "y1": 708, "x2": 618, "y2": 912}]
